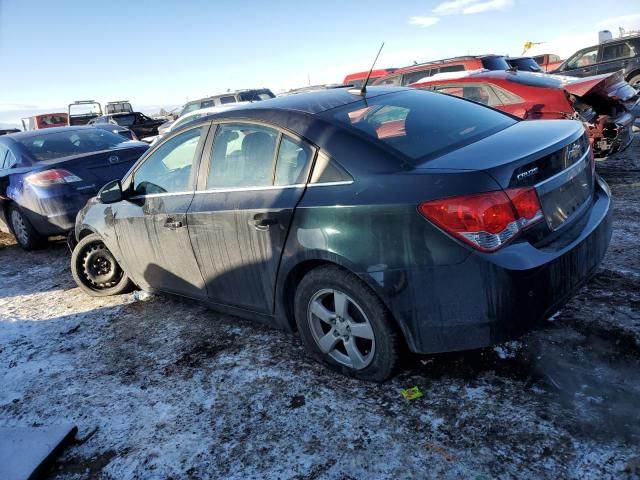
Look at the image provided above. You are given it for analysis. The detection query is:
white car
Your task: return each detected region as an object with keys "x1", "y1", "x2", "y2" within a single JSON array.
[{"x1": 149, "y1": 103, "x2": 250, "y2": 145}]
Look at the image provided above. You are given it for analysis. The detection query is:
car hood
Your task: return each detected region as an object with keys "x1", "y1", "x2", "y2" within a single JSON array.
[{"x1": 563, "y1": 71, "x2": 637, "y2": 101}]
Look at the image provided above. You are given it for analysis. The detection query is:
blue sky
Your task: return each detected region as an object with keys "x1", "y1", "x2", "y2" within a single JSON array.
[{"x1": 0, "y1": 0, "x2": 639, "y2": 126}]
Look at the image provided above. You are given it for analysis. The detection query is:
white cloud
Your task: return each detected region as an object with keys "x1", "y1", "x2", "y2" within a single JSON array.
[
  {"x1": 433, "y1": 0, "x2": 513, "y2": 15},
  {"x1": 595, "y1": 13, "x2": 640, "y2": 31},
  {"x1": 408, "y1": 16, "x2": 441, "y2": 27}
]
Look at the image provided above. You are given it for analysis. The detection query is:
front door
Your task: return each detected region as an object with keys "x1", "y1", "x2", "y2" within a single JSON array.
[
  {"x1": 114, "y1": 124, "x2": 210, "y2": 297},
  {"x1": 558, "y1": 46, "x2": 599, "y2": 78},
  {"x1": 187, "y1": 122, "x2": 315, "y2": 313}
]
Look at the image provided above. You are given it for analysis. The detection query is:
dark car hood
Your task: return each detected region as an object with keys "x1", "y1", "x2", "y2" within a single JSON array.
[{"x1": 563, "y1": 71, "x2": 637, "y2": 101}]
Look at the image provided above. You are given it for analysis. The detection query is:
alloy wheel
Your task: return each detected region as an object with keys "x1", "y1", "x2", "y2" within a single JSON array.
[
  {"x1": 10, "y1": 209, "x2": 29, "y2": 246},
  {"x1": 307, "y1": 289, "x2": 376, "y2": 370}
]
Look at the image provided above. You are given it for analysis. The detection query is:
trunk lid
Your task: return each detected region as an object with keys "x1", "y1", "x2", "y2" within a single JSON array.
[
  {"x1": 33, "y1": 143, "x2": 148, "y2": 194},
  {"x1": 417, "y1": 120, "x2": 593, "y2": 238},
  {"x1": 563, "y1": 71, "x2": 637, "y2": 102}
]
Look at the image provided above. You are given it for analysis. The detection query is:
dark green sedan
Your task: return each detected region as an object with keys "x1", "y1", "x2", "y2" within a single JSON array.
[{"x1": 71, "y1": 87, "x2": 612, "y2": 381}]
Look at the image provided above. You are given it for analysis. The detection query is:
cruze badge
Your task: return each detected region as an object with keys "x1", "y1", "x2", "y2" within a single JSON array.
[{"x1": 517, "y1": 167, "x2": 539, "y2": 181}]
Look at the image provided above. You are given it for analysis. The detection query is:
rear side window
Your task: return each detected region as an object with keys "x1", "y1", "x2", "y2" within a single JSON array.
[
  {"x1": 602, "y1": 42, "x2": 635, "y2": 62},
  {"x1": 375, "y1": 75, "x2": 402, "y2": 86},
  {"x1": 402, "y1": 69, "x2": 433, "y2": 85},
  {"x1": 274, "y1": 136, "x2": 314, "y2": 185},
  {"x1": 219, "y1": 96, "x2": 237, "y2": 104},
  {"x1": 439, "y1": 65, "x2": 465, "y2": 73},
  {"x1": 435, "y1": 84, "x2": 502, "y2": 107},
  {"x1": 321, "y1": 89, "x2": 516, "y2": 164}
]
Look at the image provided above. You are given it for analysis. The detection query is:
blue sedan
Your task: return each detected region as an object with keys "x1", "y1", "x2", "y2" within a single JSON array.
[{"x1": 0, "y1": 127, "x2": 148, "y2": 249}]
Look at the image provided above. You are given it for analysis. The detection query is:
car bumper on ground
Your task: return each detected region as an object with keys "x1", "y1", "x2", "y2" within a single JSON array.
[{"x1": 367, "y1": 176, "x2": 612, "y2": 355}]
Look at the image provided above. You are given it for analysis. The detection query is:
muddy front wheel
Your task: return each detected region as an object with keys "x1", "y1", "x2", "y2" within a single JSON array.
[{"x1": 71, "y1": 233, "x2": 133, "y2": 297}]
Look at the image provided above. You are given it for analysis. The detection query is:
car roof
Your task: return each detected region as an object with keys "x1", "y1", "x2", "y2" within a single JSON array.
[{"x1": 198, "y1": 86, "x2": 407, "y2": 116}]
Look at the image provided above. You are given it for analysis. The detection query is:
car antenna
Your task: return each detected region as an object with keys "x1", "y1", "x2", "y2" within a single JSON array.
[{"x1": 348, "y1": 42, "x2": 385, "y2": 96}]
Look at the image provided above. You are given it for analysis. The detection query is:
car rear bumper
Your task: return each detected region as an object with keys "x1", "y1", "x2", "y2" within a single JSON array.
[
  {"x1": 365, "y1": 176, "x2": 612, "y2": 354},
  {"x1": 21, "y1": 193, "x2": 94, "y2": 236},
  {"x1": 594, "y1": 111, "x2": 634, "y2": 158}
]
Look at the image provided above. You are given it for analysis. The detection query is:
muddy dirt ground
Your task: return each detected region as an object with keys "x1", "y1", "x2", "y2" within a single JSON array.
[{"x1": 1, "y1": 138, "x2": 639, "y2": 479}]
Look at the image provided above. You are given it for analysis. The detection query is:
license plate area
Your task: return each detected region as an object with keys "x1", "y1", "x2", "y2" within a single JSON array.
[{"x1": 536, "y1": 154, "x2": 593, "y2": 231}]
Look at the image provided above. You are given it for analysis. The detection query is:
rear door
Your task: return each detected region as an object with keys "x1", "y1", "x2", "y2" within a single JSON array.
[
  {"x1": 113, "y1": 124, "x2": 210, "y2": 297},
  {"x1": 597, "y1": 40, "x2": 637, "y2": 75},
  {"x1": 187, "y1": 121, "x2": 315, "y2": 313}
]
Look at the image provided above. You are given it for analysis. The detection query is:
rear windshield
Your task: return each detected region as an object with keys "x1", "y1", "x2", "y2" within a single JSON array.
[
  {"x1": 508, "y1": 58, "x2": 543, "y2": 72},
  {"x1": 321, "y1": 90, "x2": 516, "y2": 164},
  {"x1": 481, "y1": 56, "x2": 510, "y2": 70},
  {"x1": 18, "y1": 129, "x2": 129, "y2": 161}
]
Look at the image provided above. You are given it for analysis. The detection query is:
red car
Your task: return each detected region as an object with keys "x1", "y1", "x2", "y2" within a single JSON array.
[
  {"x1": 20, "y1": 113, "x2": 69, "y2": 131},
  {"x1": 372, "y1": 55, "x2": 510, "y2": 87},
  {"x1": 343, "y1": 68, "x2": 397, "y2": 87},
  {"x1": 411, "y1": 70, "x2": 639, "y2": 158}
]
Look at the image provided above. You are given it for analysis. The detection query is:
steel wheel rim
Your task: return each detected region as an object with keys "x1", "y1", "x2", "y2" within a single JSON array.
[
  {"x1": 307, "y1": 288, "x2": 375, "y2": 370},
  {"x1": 10, "y1": 210, "x2": 29, "y2": 245},
  {"x1": 79, "y1": 241, "x2": 123, "y2": 289}
]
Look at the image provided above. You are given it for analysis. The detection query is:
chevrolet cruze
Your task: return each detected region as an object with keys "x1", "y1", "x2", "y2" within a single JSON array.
[{"x1": 71, "y1": 87, "x2": 612, "y2": 381}]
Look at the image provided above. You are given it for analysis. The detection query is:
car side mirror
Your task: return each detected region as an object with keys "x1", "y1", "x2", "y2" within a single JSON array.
[{"x1": 98, "y1": 179, "x2": 124, "y2": 204}]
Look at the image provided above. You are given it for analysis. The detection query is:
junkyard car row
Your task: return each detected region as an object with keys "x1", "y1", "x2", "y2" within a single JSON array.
[{"x1": 1, "y1": 34, "x2": 639, "y2": 381}]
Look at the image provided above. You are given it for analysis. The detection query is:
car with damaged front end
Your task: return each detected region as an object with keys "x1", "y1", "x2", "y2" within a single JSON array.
[
  {"x1": 71, "y1": 87, "x2": 612, "y2": 381},
  {"x1": 411, "y1": 69, "x2": 639, "y2": 158}
]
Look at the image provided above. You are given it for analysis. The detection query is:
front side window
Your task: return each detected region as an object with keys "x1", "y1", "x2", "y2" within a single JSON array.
[
  {"x1": 602, "y1": 42, "x2": 634, "y2": 62},
  {"x1": 321, "y1": 89, "x2": 516, "y2": 164},
  {"x1": 566, "y1": 48, "x2": 598, "y2": 69},
  {"x1": 274, "y1": 136, "x2": 314, "y2": 185},
  {"x1": 219, "y1": 96, "x2": 237, "y2": 105},
  {"x1": 207, "y1": 123, "x2": 278, "y2": 188},
  {"x1": 133, "y1": 126, "x2": 205, "y2": 195}
]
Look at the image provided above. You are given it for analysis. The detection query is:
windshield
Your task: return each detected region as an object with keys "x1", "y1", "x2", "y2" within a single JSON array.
[
  {"x1": 481, "y1": 56, "x2": 510, "y2": 70},
  {"x1": 18, "y1": 129, "x2": 129, "y2": 161},
  {"x1": 321, "y1": 90, "x2": 516, "y2": 164}
]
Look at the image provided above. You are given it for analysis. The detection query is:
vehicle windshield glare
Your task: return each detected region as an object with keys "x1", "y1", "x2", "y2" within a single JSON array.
[
  {"x1": 321, "y1": 90, "x2": 516, "y2": 164},
  {"x1": 18, "y1": 129, "x2": 129, "y2": 161}
]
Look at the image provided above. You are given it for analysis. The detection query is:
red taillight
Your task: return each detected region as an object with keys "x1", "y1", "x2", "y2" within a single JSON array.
[
  {"x1": 25, "y1": 169, "x2": 82, "y2": 187},
  {"x1": 418, "y1": 188, "x2": 543, "y2": 252}
]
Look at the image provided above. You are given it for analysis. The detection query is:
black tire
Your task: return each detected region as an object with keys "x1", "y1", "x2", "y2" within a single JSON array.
[
  {"x1": 627, "y1": 74, "x2": 640, "y2": 89},
  {"x1": 8, "y1": 204, "x2": 45, "y2": 250},
  {"x1": 294, "y1": 265, "x2": 400, "y2": 382},
  {"x1": 71, "y1": 233, "x2": 133, "y2": 297}
]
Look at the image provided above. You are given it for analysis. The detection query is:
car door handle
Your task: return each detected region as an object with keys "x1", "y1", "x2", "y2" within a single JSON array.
[
  {"x1": 250, "y1": 215, "x2": 278, "y2": 231},
  {"x1": 164, "y1": 219, "x2": 184, "y2": 230}
]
